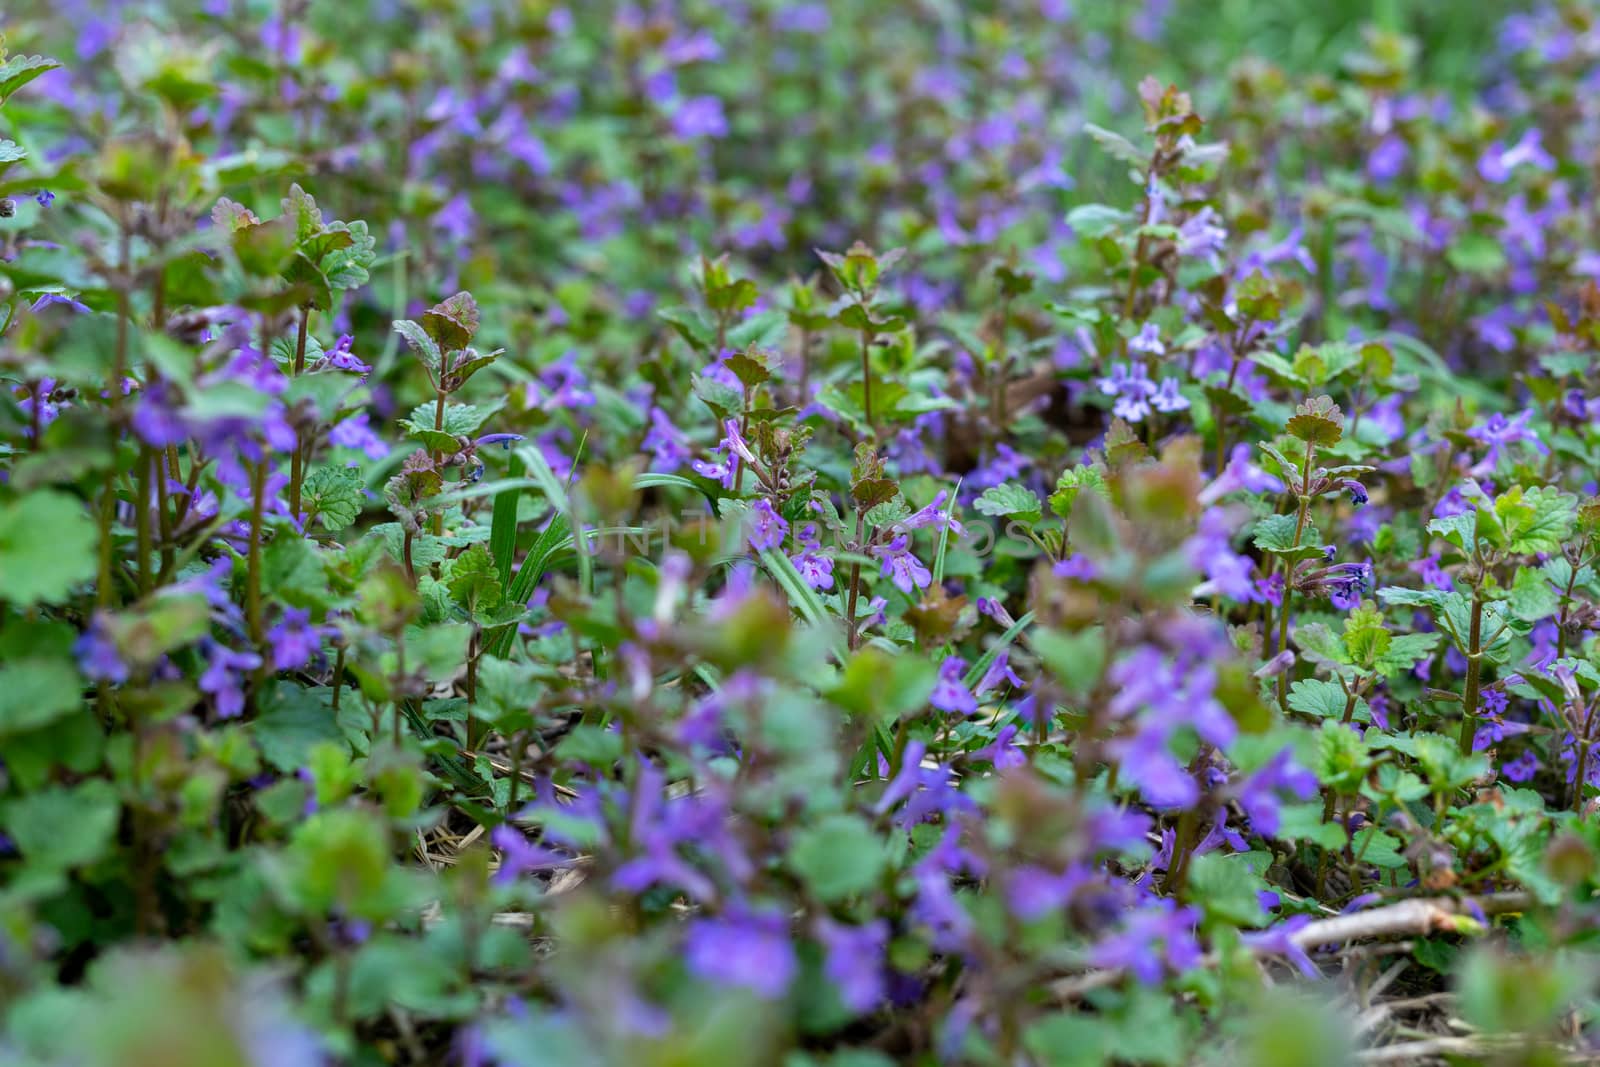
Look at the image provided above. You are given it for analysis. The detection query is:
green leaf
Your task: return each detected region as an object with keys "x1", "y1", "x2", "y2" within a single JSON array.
[
  {"x1": 1286, "y1": 396, "x2": 1344, "y2": 446},
  {"x1": 1029, "y1": 623, "x2": 1100, "y2": 698},
  {"x1": 0, "y1": 54, "x2": 61, "y2": 105},
  {"x1": 1372, "y1": 632, "x2": 1440, "y2": 676},
  {"x1": 1342, "y1": 602, "x2": 1391, "y2": 669},
  {"x1": 3, "y1": 780, "x2": 120, "y2": 871},
  {"x1": 1184, "y1": 852, "x2": 1267, "y2": 928},
  {"x1": 0, "y1": 657, "x2": 84, "y2": 737},
  {"x1": 1290, "y1": 622, "x2": 1348, "y2": 666},
  {"x1": 392, "y1": 319, "x2": 441, "y2": 367},
  {"x1": 401, "y1": 402, "x2": 491, "y2": 438},
  {"x1": 1446, "y1": 233, "x2": 1507, "y2": 276},
  {"x1": 1064, "y1": 203, "x2": 1131, "y2": 239},
  {"x1": 1083, "y1": 122, "x2": 1146, "y2": 165},
  {"x1": 974, "y1": 484, "x2": 1042, "y2": 524},
  {"x1": 0, "y1": 490, "x2": 98, "y2": 607},
  {"x1": 300, "y1": 466, "x2": 365, "y2": 532},
  {"x1": 787, "y1": 814, "x2": 887, "y2": 902},
  {"x1": 1507, "y1": 565, "x2": 1559, "y2": 622},
  {"x1": 423, "y1": 291, "x2": 480, "y2": 350},
  {"x1": 1316, "y1": 719, "x2": 1370, "y2": 793},
  {"x1": 1048, "y1": 464, "x2": 1108, "y2": 519},
  {"x1": 1427, "y1": 511, "x2": 1478, "y2": 553},
  {"x1": 726, "y1": 310, "x2": 788, "y2": 350},
  {"x1": 1276, "y1": 802, "x2": 1348, "y2": 848},
  {"x1": 447, "y1": 544, "x2": 503, "y2": 615},
  {"x1": 1500, "y1": 486, "x2": 1576, "y2": 555},
  {"x1": 1287, "y1": 678, "x2": 1368, "y2": 723},
  {"x1": 253, "y1": 684, "x2": 344, "y2": 772},
  {"x1": 1251, "y1": 513, "x2": 1323, "y2": 561}
]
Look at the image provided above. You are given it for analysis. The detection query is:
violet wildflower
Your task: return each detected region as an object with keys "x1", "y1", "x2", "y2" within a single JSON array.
[
  {"x1": 1129, "y1": 322, "x2": 1165, "y2": 356},
  {"x1": 683, "y1": 910, "x2": 795, "y2": 1000},
  {"x1": 873, "y1": 534, "x2": 932, "y2": 595},
  {"x1": 1502, "y1": 750, "x2": 1539, "y2": 783},
  {"x1": 642, "y1": 406, "x2": 690, "y2": 472},
  {"x1": 1187, "y1": 507, "x2": 1258, "y2": 602},
  {"x1": 266, "y1": 608, "x2": 321, "y2": 672},
  {"x1": 746, "y1": 498, "x2": 788, "y2": 552},
  {"x1": 1240, "y1": 915, "x2": 1320, "y2": 978},
  {"x1": 931, "y1": 657, "x2": 978, "y2": 715},
  {"x1": 490, "y1": 825, "x2": 572, "y2": 885},
  {"x1": 75, "y1": 613, "x2": 127, "y2": 684},
  {"x1": 975, "y1": 649, "x2": 1023, "y2": 696},
  {"x1": 789, "y1": 523, "x2": 834, "y2": 590},
  {"x1": 323, "y1": 334, "x2": 371, "y2": 375},
  {"x1": 816, "y1": 919, "x2": 888, "y2": 1013},
  {"x1": 1089, "y1": 901, "x2": 1204, "y2": 983},
  {"x1": 1097, "y1": 361, "x2": 1157, "y2": 422},
  {"x1": 1467, "y1": 410, "x2": 1545, "y2": 472},
  {"x1": 1235, "y1": 749, "x2": 1318, "y2": 835},
  {"x1": 1478, "y1": 128, "x2": 1555, "y2": 183},
  {"x1": 199, "y1": 641, "x2": 263, "y2": 719}
]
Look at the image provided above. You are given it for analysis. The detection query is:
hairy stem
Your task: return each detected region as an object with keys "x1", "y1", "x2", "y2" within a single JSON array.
[{"x1": 1457, "y1": 585, "x2": 1485, "y2": 756}]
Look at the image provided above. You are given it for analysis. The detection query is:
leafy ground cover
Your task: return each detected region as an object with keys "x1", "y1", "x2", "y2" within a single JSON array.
[{"x1": 4, "y1": 2, "x2": 1600, "y2": 1065}]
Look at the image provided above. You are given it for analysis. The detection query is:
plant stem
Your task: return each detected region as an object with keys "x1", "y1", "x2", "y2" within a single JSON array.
[
  {"x1": 246, "y1": 459, "x2": 267, "y2": 647},
  {"x1": 1457, "y1": 585, "x2": 1485, "y2": 756},
  {"x1": 844, "y1": 511, "x2": 865, "y2": 650},
  {"x1": 1275, "y1": 440, "x2": 1316, "y2": 707},
  {"x1": 331, "y1": 645, "x2": 346, "y2": 712},
  {"x1": 135, "y1": 446, "x2": 153, "y2": 594},
  {"x1": 431, "y1": 383, "x2": 447, "y2": 537},
  {"x1": 859, "y1": 327, "x2": 873, "y2": 433},
  {"x1": 288, "y1": 308, "x2": 310, "y2": 518},
  {"x1": 100, "y1": 223, "x2": 133, "y2": 611}
]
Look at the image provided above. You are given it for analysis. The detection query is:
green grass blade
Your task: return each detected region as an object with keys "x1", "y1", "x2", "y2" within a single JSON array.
[
  {"x1": 489, "y1": 452, "x2": 526, "y2": 588},
  {"x1": 963, "y1": 610, "x2": 1036, "y2": 690}
]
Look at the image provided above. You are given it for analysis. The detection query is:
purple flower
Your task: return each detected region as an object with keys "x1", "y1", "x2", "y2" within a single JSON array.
[
  {"x1": 1089, "y1": 901, "x2": 1204, "y2": 983},
  {"x1": 1151, "y1": 377, "x2": 1190, "y2": 414},
  {"x1": 1412, "y1": 553, "x2": 1453, "y2": 590},
  {"x1": 1199, "y1": 444, "x2": 1284, "y2": 504},
  {"x1": 266, "y1": 608, "x2": 320, "y2": 672},
  {"x1": 1235, "y1": 749, "x2": 1318, "y2": 835},
  {"x1": 973, "y1": 723, "x2": 1026, "y2": 769},
  {"x1": 75, "y1": 614, "x2": 127, "y2": 684},
  {"x1": 670, "y1": 96, "x2": 728, "y2": 139},
  {"x1": 975, "y1": 649, "x2": 1023, "y2": 696},
  {"x1": 1367, "y1": 136, "x2": 1408, "y2": 182},
  {"x1": 1186, "y1": 508, "x2": 1258, "y2": 602},
  {"x1": 1241, "y1": 915, "x2": 1320, "y2": 978},
  {"x1": 874, "y1": 741, "x2": 976, "y2": 826},
  {"x1": 684, "y1": 910, "x2": 795, "y2": 999},
  {"x1": 1502, "y1": 749, "x2": 1539, "y2": 783},
  {"x1": 1467, "y1": 411, "x2": 1545, "y2": 472},
  {"x1": 490, "y1": 825, "x2": 572, "y2": 885},
  {"x1": 199, "y1": 641, "x2": 263, "y2": 719},
  {"x1": 1177, "y1": 207, "x2": 1228, "y2": 257},
  {"x1": 930, "y1": 656, "x2": 977, "y2": 715},
  {"x1": 789, "y1": 523, "x2": 834, "y2": 590},
  {"x1": 872, "y1": 535, "x2": 932, "y2": 595},
  {"x1": 34, "y1": 189, "x2": 53, "y2": 207},
  {"x1": 642, "y1": 407, "x2": 690, "y2": 472},
  {"x1": 1478, "y1": 128, "x2": 1555, "y2": 183},
  {"x1": 897, "y1": 490, "x2": 964, "y2": 536},
  {"x1": 746, "y1": 499, "x2": 788, "y2": 552},
  {"x1": 330, "y1": 411, "x2": 388, "y2": 460},
  {"x1": 816, "y1": 919, "x2": 887, "y2": 1012},
  {"x1": 1129, "y1": 323, "x2": 1165, "y2": 356},
  {"x1": 323, "y1": 334, "x2": 371, "y2": 375}
]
